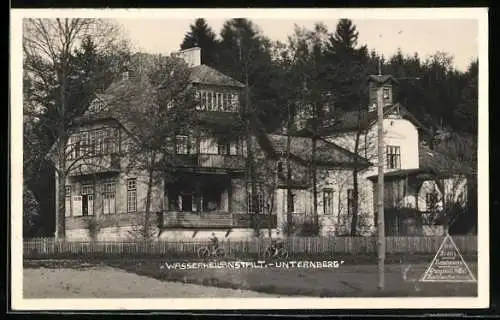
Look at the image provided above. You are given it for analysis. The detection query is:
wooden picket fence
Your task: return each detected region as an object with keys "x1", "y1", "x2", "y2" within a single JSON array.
[{"x1": 23, "y1": 236, "x2": 477, "y2": 259}]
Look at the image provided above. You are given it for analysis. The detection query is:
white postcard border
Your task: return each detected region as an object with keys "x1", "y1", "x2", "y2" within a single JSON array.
[{"x1": 10, "y1": 7, "x2": 489, "y2": 310}]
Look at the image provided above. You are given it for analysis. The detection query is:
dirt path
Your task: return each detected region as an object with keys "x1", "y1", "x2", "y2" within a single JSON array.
[{"x1": 23, "y1": 266, "x2": 282, "y2": 298}]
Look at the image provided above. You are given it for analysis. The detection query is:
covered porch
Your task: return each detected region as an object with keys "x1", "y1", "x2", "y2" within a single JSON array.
[
  {"x1": 367, "y1": 168, "x2": 445, "y2": 236},
  {"x1": 161, "y1": 172, "x2": 277, "y2": 229}
]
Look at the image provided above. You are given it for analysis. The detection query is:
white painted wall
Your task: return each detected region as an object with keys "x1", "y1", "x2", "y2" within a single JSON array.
[
  {"x1": 323, "y1": 115, "x2": 421, "y2": 235},
  {"x1": 66, "y1": 227, "x2": 281, "y2": 241},
  {"x1": 176, "y1": 47, "x2": 201, "y2": 67}
]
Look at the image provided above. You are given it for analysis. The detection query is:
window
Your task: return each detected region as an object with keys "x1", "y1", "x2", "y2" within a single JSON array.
[
  {"x1": 323, "y1": 189, "x2": 334, "y2": 215},
  {"x1": 216, "y1": 92, "x2": 224, "y2": 110},
  {"x1": 89, "y1": 130, "x2": 96, "y2": 156},
  {"x1": 277, "y1": 161, "x2": 283, "y2": 174},
  {"x1": 103, "y1": 182, "x2": 116, "y2": 214},
  {"x1": 207, "y1": 91, "x2": 214, "y2": 110},
  {"x1": 69, "y1": 127, "x2": 119, "y2": 159},
  {"x1": 88, "y1": 100, "x2": 108, "y2": 113},
  {"x1": 197, "y1": 89, "x2": 239, "y2": 112},
  {"x1": 386, "y1": 145, "x2": 401, "y2": 169},
  {"x1": 198, "y1": 91, "x2": 206, "y2": 110},
  {"x1": 383, "y1": 86, "x2": 391, "y2": 100},
  {"x1": 231, "y1": 93, "x2": 239, "y2": 110},
  {"x1": 224, "y1": 93, "x2": 232, "y2": 111},
  {"x1": 127, "y1": 178, "x2": 137, "y2": 212},
  {"x1": 95, "y1": 130, "x2": 104, "y2": 155},
  {"x1": 347, "y1": 189, "x2": 354, "y2": 215},
  {"x1": 426, "y1": 192, "x2": 439, "y2": 212},
  {"x1": 81, "y1": 184, "x2": 94, "y2": 196},
  {"x1": 323, "y1": 102, "x2": 335, "y2": 115},
  {"x1": 80, "y1": 132, "x2": 89, "y2": 156},
  {"x1": 236, "y1": 137, "x2": 245, "y2": 155},
  {"x1": 176, "y1": 135, "x2": 189, "y2": 154},
  {"x1": 248, "y1": 192, "x2": 265, "y2": 214},
  {"x1": 81, "y1": 183, "x2": 94, "y2": 216},
  {"x1": 217, "y1": 140, "x2": 231, "y2": 155},
  {"x1": 103, "y1": 128, "x2": 119, "y2": 155}
]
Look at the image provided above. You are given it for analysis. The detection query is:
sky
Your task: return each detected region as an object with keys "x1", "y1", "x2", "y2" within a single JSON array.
[{"x1": 114, "y1": 17, "x2": 478, "y2": 72}]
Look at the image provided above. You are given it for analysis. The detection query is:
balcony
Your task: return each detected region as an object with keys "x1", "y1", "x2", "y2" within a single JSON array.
[
  {"x1": 67, "y1": 154, "x2": 121, "y2": 177},
  {"x1": 160, "y1": 211, "x2": 277, "y2": 229},
  {"x1": 175, "y1": 154, "x2": 245, "y2": 171}
]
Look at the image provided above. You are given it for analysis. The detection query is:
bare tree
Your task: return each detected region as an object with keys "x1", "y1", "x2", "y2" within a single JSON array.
[
  {"x1": 23, "y1": 18, "x2": 130, "y2": 239},
  {"x1": 418, "y1": 132, "x2": 475, "y2": 231},
  {"x1": 107, "y1": 54, "x2": 200, "y2": 240}
]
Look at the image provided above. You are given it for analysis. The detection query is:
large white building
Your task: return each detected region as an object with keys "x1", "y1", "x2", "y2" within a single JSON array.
[
  {"x1": 290, "y1": 75, "x2": 468, "y2": 236},
  {"x1": 51, "y1": 47, "x2": 468, "y2": 241},
  {"x1": 53, "y1": 47, "x2": 370, "y2": 241}
]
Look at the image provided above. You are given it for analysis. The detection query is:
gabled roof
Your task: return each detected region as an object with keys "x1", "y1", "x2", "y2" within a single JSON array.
[
  {"x1": 326, "y1": 103, "x2": 428, "y2": 134},
  {"x1": 189, "y1": 65, "x2": 245, "y2": 88},
  {"x1": 366, "y1": 74, "x2": 399, "y2": 85},
  {"x1": 264, "y1": 134, "x2": 371, "y2": 169}
]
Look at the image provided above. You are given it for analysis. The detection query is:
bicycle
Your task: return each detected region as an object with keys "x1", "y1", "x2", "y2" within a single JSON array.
[
  {"x1": 197, "y1": 246, "x2": 225, "y2": 259},
  {"x1": 262, "y1": 245, "x2": 288, "y2": 259}
]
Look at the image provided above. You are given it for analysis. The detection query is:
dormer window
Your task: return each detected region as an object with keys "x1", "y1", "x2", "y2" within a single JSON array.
[
  {"x1": 382, "y1": 86, "x2": 392, "y2": 105},
  {"x1": 383, "y1": 87, "x2": 390, "y2": 99},
  {"x1": 88, "y1": 99, "x2": 107, "y2": 114},
  {"x1": 367, "y1": 75, "x2": 396, "y2": 110}
]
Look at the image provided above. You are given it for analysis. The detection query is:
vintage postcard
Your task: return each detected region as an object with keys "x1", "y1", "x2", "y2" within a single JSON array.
[{"x1": 10, "y1": 8, "x2": 489, "y2": 311}]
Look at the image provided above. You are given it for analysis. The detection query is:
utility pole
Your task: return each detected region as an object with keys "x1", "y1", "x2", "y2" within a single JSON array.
[
  {"x1": 374, "y1": 64, "x2": 420, "y2": 291},
  {"x1": 376, "y1": 73, "x2": 385, "y2": 292},
  {"x1": 286, "y1": 102, "x2": 293, "y2": 236}
]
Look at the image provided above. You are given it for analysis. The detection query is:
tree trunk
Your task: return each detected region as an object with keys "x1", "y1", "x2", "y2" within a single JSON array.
[
  {"x1": 268, "y1": 190, "x2": 273, "y2": 238},
  {"x1": 56, "y1": 138, "x2": 67, "y2": 239},
  {"x1": 350, "y1": 169, "x2": 359, "y2": 236},
  {"x1": 350, "y1": 121, "x2": 362, "y2": 236},
  {"x1": 56, "y1": 167, "x2": 66, "y2": 239},
  {"x1": 243, "y1": 84, "x2": 258, "y2": 235},
  {"x1": 286, "y1": 116, "x2": 293, "y2": 236},
  {"x1": 144, "y1": 153, "x2": 156, "y2": 239},
  {"x1": 312, "y1": 136, "x2": 318, "y2": 229}
]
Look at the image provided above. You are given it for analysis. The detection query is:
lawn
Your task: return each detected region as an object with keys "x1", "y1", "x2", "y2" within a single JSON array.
[
  {"x1": 24, "y1": 255, "x2": 478, "y2": 298},
  {"x1": 108, "y1": 258, "x2": 477, "y2": 297}
]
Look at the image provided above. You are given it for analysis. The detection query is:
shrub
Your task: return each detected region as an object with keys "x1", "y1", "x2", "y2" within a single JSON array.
[
  {"x1": 85, "y1": 217, "x2": 101, "y2": 241},
  {"x1": 23, "y1": 188, "x2": 40, "y2": 237},
  {"x1": 297, "y1": 219, "x2": 321, "y2": 237}
]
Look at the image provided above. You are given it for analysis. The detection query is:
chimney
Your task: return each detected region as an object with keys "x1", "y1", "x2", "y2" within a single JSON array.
[{"x1": 176, "y1": 47, "x2": 201, "y2": 67}]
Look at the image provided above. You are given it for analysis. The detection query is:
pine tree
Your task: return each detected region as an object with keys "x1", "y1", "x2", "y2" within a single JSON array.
[
  {"x1": 454, "y1": 60, "x2": 478, "y2": 134},
  {"x1": 325, "y1": 19, "x2": 369, "y2": 236},
  {"x1": 330, "y1": 19, "x2": 360, "y2": 54},
  {"x1": 180, "y1": 18, "x2": 219, "y2": 67}
]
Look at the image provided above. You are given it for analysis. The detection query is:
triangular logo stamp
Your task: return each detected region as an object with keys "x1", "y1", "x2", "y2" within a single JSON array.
[{"x1": 419, "y1": 233, "x2": 476, "y2": 283}]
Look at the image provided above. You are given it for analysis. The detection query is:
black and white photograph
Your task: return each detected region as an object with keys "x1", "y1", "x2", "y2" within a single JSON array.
[{"x1": 11, "y1": 8, "x2": 488, "y2": 310}]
